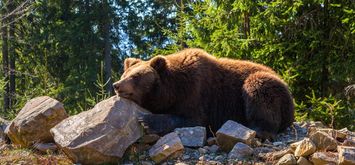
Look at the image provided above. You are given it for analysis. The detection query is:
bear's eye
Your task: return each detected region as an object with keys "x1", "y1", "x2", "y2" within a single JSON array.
[{"x1": 131, "y1": 75, "x2": 140, "y2": 80}]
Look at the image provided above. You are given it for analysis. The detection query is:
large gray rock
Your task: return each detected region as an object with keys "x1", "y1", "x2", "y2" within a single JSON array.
[
  {"x1": 51, "y1": 96, "x2": 150, "y2": 164},
  {"x1": 174, "y1": 126, "x2": 206, "y2": 147},
  {"x1": 149, "y1": 132, "x2": 184, "y2": 163},
  {"x1": 5, "y1": 96, "x2": 68, "y2": 147},
  {"x1": 216, "y1": 120, "x2": 256, "y2": 151},
  {"x1": 228, "y1": 142, "x2": 253, "y2": 160},
  {"x1": 338, "y1": 146, "x2": 355, "y2": 165}
]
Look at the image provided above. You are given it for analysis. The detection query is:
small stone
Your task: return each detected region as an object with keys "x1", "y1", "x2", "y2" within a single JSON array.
[
  {"x1": 216, "y1": 120, "x2": 256, "y2": 151},
  {"x1": 297, "y1": 156, "x2": 312, "y2": 165},
  {"x1": 139, "y1": 134, "x2": 160, "y2": 144},
  {"x1": 338, "y1": 146, "x2": 355, "y2": 165},
  {"x1": 139, "y1": 154, "x2": 146, "y2": 160},
  {"x1": 174, "y1": 126, "x2": 206, "y2": 147},
  {"x1": 149, "y1": 132, "x2": 184, "y2": 163},
  {"x1": 251, "y1": 138, "x2": 262, "y2": 147},
  {"x1": 228, "y1": 142, "x2": 253, "y2": 160},
  {"x1": 188, "y1": 149, "x2": 200, "y2": 159},
  {"x1": 267, "y1": 148, "x2": 293, "y2": 161},
  {"x1": 199, "y1": 155, "x2": 205, "y2": 161},
  {"x1": 207, "y1": 137, "x2": 217, "y2": 146},
  {"x1": 290, "y1": 140, "x2": 302, "y2": 151},
  {"x1": 275, "y1": 153, "x2": 296, "y2": 165},
  {"x1": 208, "y1": 145, "x2": 220, "y2": 153},
  {"x1": 273, "y1": 141, "x2": 284, "y2": 146},
  {"x1": 33, "y1": 143, "x2": 57, "y2": 153},
  {"x1": 309, "y1": 121, "x2": 325, "y2": 128},
  {"x1": 215, "y1": 155, "x2": 224, "y2": 161},
  {"x1": 254, "y1": 147, "x2": 274, "y2": 159},
  {"x1": 208, "y1": 160, "x2": 223, "y2": 165},
  {"x1": 198, "y1": 147, "x2": 208, "y2": 154},
  {"x1": 310, "y1": 152, "x2": 337, "y2": 165},
  {"x1": 294, "y1": 138, "x2": 316, "y2": 157},
  {"x1": 309, "y1": 131, "x2": 337, "y2": 151},
  {"x1": 182, "y1": 154, "x2": 190, "y2": 160},
  {"x1": 175, "y1": 163, "x2": 188, "y2": 165},
  {"x1": 141, "y1": 161, "x2": 154, "y2": 165},
  {"x1": 343, "y1": 138, "x2": 355, "y2": 147}
]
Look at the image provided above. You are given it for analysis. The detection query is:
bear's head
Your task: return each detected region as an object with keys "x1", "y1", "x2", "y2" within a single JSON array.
[{"x1": 113, "y1": 56, "x2": 167, "y2": 105}]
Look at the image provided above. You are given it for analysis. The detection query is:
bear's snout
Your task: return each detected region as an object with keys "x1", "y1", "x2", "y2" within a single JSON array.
[
  {"x1": 113, "y1": 81, "x2": 122, "y2": 92},
  {"x1": 113, "y1": 80, "x2": 134, "y2": 98}
]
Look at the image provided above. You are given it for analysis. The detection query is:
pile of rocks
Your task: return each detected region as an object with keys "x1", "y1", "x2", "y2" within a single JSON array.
[
  {"x1": 0, "y1": 96, "x2": 354, "y2": 165},
  {"x1": 272, "y1": 126, "x2": 355, "y2": 165}
]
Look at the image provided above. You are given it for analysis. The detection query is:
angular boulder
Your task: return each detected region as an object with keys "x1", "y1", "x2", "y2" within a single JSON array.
[
  {"x1": 216, "y1": 120, "x2": 256, "y2": 151},
  {"x1": 51, "y1": 96, "x2": 150, "y2": 164},
  {"x1": 310, "y1": 152, "x2": 338, "y2": 165},
  {"x1": 297, "y1": 156, "x2": 313, "y2": 165},
  {"x1": 309, "y1": 131, "x2": 338, "y2": 151},
  {"x1": 309, "y1": 128, "x2": 348, "y2": 140},
  {"x1": 5, "y1": 96, "x2": 67, "y2": 147},
  {"x1": 275, "y1": 153, "x2": 296, "y2": 165},
  {"x1": 338, "y1": 146, "x2": 355, "y2": 165},
  {"x1": 228, "y1": 142, "x2": 254, "y2": 160},
  {"x1": 174, "y1": 126, "x2": 206, "y2": 147},
  {"x1": 149, "y1": 132, "x2": 184, "y2": 163},
  {"x1": 294, "y1": 138, "x2": 316, "y2": 157},
  {"x1": 267, "y1": 148, "x2": 293, "y2": 161}
]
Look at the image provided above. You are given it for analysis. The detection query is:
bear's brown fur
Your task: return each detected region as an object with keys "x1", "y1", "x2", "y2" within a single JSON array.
[{"x1": 113, "y1": 48, "x2": 294, "y2": 140}]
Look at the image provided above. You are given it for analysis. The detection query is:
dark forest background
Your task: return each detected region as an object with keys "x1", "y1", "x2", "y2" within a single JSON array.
[{"x1": 0, "y1": 0, "x2": 354, "y2": 130}]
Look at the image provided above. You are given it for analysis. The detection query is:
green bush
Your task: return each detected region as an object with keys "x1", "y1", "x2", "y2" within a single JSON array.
[{"x1": 295, "y1": 91, "x2": 354, "y2": 130}]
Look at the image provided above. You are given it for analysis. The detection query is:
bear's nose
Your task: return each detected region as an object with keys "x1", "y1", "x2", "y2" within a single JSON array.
[{"x1": 112, "y1": 82, "x2": 121, "y2": 91}]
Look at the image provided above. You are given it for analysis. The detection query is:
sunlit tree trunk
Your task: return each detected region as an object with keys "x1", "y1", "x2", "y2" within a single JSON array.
[{"x1": 243, "y1": 11, "x2": 250, "y2": 39}]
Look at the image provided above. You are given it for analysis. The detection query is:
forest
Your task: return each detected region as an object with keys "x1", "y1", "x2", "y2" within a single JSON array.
[{"x1": 0, "y1": 0, "x2": 354, "y2": 130}]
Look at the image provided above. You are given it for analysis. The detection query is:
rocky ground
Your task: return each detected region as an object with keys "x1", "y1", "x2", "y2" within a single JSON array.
[
  {"x1": 1, "y1": 96, "x2": 354, "y2": 165},
  {"x1": 2, "y1": 121, "x2": 354, "y2": 165},
  {"x1": 119, "y1": 121, "x2": 314, "y2": 165}
]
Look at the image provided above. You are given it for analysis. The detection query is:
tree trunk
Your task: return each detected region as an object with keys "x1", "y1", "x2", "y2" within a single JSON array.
[
  {"x1": 102, "y1": 0, "x2": 112, "y2": 94},
  {"x1": 9, "y1": 0, "x2": 16, "y2": 110},
  {"x1": 243, "y1": 11, "x2": 250, "y2": 39},
  {"x1": 321, "y1": 0, "x2": 330, "y2": 96},
  {"x1": 1, "y1": 1, "x2": 10, "y2": 113}
]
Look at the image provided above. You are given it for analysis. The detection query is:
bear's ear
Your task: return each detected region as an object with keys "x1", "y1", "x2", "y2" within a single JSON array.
[
  {"x1": 150, "y1": 55, "x2": 167, "y2": 71},
  {"x1": 124, "y1": 58, "x2": 141, "y2": 70}
]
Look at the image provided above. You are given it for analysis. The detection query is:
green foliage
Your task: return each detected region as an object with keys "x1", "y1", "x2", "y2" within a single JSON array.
[
  {"x1": 0, "y1": 0, "x2": 354, "y2": 130},
  {"x1": 157, "y1": 0, "x2": 354, "y2": 129},
  {"x1": 295, "y1": 91, "x2": 354, "y2": 130}
]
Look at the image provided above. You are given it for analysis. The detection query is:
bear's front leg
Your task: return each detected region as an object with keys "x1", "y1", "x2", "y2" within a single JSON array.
[{"x1": 137, "y1": 114, "x2": 198, "y2": 135}]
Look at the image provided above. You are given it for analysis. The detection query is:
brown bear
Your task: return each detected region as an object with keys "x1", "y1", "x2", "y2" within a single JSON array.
[{"x1": 113, "y1": 48, "x2": 294, "y2": 140}]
